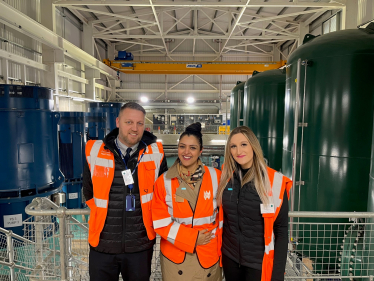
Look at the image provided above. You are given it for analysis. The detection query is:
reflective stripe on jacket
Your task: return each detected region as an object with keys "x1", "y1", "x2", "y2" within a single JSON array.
[
  {"x1": 218, "y1": 167, "x2": 291, "y2": 281},
  {"x1": 85, "y1": 139, "x2": 164, "y2": 247},
  {"x1": 152, "y1": 166, "x2": 222, "y2": 269}
]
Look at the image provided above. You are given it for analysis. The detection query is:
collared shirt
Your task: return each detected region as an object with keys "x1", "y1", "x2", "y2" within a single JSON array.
[{"x1": 116, "y1": 136, "x2": 139, "y2": 157}]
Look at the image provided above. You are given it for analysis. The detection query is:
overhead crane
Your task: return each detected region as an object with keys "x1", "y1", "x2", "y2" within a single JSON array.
[{"x1": 103, "y1": 59, "x2": 287, "y2": 75}]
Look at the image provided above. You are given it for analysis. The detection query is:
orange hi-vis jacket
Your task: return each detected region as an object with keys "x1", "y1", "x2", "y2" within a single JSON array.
[
  {"x1": 152, "y1": 166, "x2": 222, "y2": 269},
  {"x1": 85, "y1": 139, "x2": 164, "y2": 247},
  {"x1": 217, "y1": 167, "x2": 292, "y2": 281}
]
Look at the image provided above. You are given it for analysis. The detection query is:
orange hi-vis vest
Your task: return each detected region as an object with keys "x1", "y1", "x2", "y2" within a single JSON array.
[
  {"x1": 85, "y1": 139, "x2": 164, "y2": 247},
  {"x1": 218, "y1": 167, "x2": 291, "y2": 281},
  {"x1": 152, "y1": 166, "x2": 222, "y2": 269}
]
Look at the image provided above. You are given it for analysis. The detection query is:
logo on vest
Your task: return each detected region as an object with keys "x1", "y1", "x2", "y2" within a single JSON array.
[
  {"x1": 204, "y1": 191, "x2": 211, "y2": 200},
  {"x1": 100, "y1": 150, "x2": 112, "y2": 156}
]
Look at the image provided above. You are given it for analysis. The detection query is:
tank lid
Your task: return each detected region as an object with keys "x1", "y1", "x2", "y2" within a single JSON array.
[
  {"x1": 0, "y1": 85, "x2": 53, "y2": 110},
  {"x1": 236, "y1": 81, "x2": 242, "y2": 85},
  {"x1": 364, "y1": 22, "x2": 374, "y2": 33},
  {"x1": 303, "y1": 34, "x2": 319, "y2": 44},
  {"x1": 252, "y1": 70, "x2": 261, "y2": 76}
]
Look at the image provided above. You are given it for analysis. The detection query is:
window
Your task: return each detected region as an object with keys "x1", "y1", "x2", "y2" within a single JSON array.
[{"x1": 322, "y1": 14, "x2": 339, "y2": 35}]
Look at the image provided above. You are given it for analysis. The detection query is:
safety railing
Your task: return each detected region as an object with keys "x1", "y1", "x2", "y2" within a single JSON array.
[
  {"x1": 286, "y1": 211, "x2": 374, "y2": 280},
  {"x1": 0, "y1": 197, "x2": 373, "y2": 281},
  {"x1": 22, "y1": 197, "x2": 161, "y2": 281},
  {"x1": 0, "y1": 225, "x2": 37, "y2": 281}
]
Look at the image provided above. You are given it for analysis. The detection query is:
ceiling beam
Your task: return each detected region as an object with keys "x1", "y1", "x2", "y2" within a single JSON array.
[
  {"x1": 149, "y1": 0, "x2": 173, "y2": 60},
  {"x1": 124, "y1": 53, "x2": 271, "y2": 58},
  {"x1": 239, "y1": 8, "x2": 330, "y2": 25},
  {"x1": 67, "y1": 6, "x2": 157, "y2": 24},
  {"x1": 67, "y1": 8, "x2": 89, "y2": 25},
  {"x1": 94, "y1": 34, "x2": 296, "y2": 40},
  {"x1": 54, "y1": 1, "x2": 345, "y2": 9}
]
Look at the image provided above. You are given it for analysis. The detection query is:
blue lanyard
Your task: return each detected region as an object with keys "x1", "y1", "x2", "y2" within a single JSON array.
[{"x1": 115, "y1": 139, "x2": 147, "y2": 189}]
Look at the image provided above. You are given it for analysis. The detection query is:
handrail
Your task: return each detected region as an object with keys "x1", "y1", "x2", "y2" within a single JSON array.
[
  {"x1": 289, "y1": 211, "x2": 374, "y2": 218},
  {"x1": 26, "y1": 198, "x2": 374, "y2": 219},
  {"x1": 25, "y1": 198, "x2": 90, "y2": 216},
  {"x1": 0, "y1": 226, "x2": 36, "y2": 244}
]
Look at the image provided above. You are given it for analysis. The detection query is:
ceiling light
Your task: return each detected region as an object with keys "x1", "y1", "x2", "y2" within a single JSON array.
[
  {"x1": 187, "y1": 97, "x2": 195, "y2": 104},
  {"x1": 140, "y1": 96, "x2": 148, "y2": 103},
  {"x1": 211, "y1": 139, "x2": 227, "y2": 143}
]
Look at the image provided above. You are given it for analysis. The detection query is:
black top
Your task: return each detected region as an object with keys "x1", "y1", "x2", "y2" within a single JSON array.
[
  {"x1": 222, "y1": 167, "x2": 288, "y2": 281},
  {"x1": 83, "y1": 128, "x2": 168, "y2": 253}
]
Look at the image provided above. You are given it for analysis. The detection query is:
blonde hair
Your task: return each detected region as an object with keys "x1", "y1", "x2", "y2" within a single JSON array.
[{"x1": 217, "y1": 126, "x2": 270, "y2": 206}]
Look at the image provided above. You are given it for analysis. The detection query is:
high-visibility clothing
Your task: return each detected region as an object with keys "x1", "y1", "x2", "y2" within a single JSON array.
[
  {"x1": 218, "y1": 167, "x2": 291, "y2": 281},
  {"x1": 85, "y1": 139, "x2": 164, "y2": 247},
  {"x1": 152, "y1": 166, "x2": 222, "y2": 269}
]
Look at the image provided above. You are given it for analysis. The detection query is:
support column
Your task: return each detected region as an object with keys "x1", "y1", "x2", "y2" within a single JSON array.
[
  {"x1": 273, "y1": 45, "x2": 281, "y2": 61},
  {"x1": 2, "y1": 58, "x2": 9, "y2": 84},
  {"x1": 83, "y1": 23, "x2": 95, "y2": 56},
  {"x1": 108, "y1": 43, "x2": 116, "y2": 60},
  {"x1": 40, "y1": 0, "x2": 56, "y2": 32},
  {"x1": 42, "y1": 49, "x2": 64, "y2": 90},
  {"x1": 20, "y1": 65, "x2": 27, "y2": 85},
  {"x1": 165, "y1": 75, "x2": 168, "y2": 102},
  {"x1": 107, "y1": 77, "x2": 118, "y2": 101},
  {"x1": 342, "y1": 0, "x2": 358, "y2": 30},
  {"x1": 81, "y1": 63, "x2": 85, "y2": 97},
  {"x1": 85, "y1": 68, "x2": 100, "y2": 100},
  {"x1": 164, "y1": 109, "x2": 168, "y2": 132}
]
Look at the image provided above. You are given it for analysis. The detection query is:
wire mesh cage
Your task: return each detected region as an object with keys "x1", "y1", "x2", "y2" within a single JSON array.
[
  {"x1": 1, "y1": 197, "x2": 374, "y2": 281},
  {"x1": 22, "y1": 215, "x2": 61, "y2": 280},
  {"x1": 286, "y1": 216, "x2": 374, "y2": 280}
]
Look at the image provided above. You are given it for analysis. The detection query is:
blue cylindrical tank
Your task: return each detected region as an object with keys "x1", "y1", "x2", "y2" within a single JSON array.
[
  {"x1": 0, "y1": 85, "x2": 64, "y2": 235},
  {"x1": 59, "y1": 112, "x2": 85, "y2": 209},
  {"x1": 88, "y1": 102, "x2": 122, "y2": 135},
  {"x1": 84, "y1": 112, "x2": 108, "y2": 140}
]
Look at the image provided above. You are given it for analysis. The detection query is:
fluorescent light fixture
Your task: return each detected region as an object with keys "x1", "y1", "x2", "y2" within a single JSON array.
[
  {"x1": 140, "y1": 96, "x2": 149, "y2": 102},
  {"x1": 187, "y1": 97, "x2": 195, "y2": 104},
  {"x1": 211, "y1": 139, "x2": 227, "y2": 143},
  {"x1": 72, "y1": 98, "x2": 85, "y2": 102}
]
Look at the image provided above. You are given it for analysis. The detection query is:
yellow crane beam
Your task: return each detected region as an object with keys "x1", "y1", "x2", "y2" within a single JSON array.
[{"x1": 103, "y1": 59, "x2": 286, "y2": 75}]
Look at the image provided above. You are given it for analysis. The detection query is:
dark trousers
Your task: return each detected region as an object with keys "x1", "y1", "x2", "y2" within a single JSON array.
[
  {"x1": 222, "y1": 254, "x2": 262, "y2": 281},
  {"x1": 89, "y1": 247, "x2": 153, "y2": 281}
]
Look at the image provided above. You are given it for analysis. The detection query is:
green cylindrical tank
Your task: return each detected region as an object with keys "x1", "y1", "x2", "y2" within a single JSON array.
[
  {"x1": 243, "y1": 69, "x2": 286, "y2": 171},
  {"x1": 283, "y1": 24, "x2": 374, "y2": 275},
  {"x1": 365, "y1": 123, "x2": 374, "y2": 279},
  {"x1": 230, "y1": 81, "x2": 245, "y2": 130}
]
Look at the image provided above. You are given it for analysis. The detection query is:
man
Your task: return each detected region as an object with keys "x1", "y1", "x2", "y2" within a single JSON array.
[{"x1": 83, "y1": 102, "x2": 168, "y2": 281}]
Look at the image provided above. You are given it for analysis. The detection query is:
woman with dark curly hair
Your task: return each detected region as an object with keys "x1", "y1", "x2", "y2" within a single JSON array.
[{"x1": 152, "y1": 122, "x2": 222, "y2": 281}]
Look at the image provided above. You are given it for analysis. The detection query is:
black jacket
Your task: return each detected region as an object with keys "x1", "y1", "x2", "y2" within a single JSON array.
[
  {"x1": 222, "y1": 169, "x2": 288, "y2": 281},
  {"x1": 83, "y1": 128, "x2": 168, "y2": 254}
]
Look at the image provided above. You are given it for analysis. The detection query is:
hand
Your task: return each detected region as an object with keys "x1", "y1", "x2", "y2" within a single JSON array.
[{"x1": 196, "y1": 229, "x2": 213, "y2": 246}]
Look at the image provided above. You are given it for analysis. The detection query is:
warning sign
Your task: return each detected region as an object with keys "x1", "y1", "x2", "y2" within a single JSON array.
[
  {"x1": 69, "y1": 193, "x2": 78, "y2": 200},
  {"x1": 3, "y1": 214, "x2": 22, "y2": 228}
]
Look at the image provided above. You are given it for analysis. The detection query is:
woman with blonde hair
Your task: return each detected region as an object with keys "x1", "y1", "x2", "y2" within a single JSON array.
[
  {"x1": 217, "y1": 126, "x2": 292, "y2": 281},
  {"x1": 152, "y1": 122, "x2": 222, "y2": 281}
]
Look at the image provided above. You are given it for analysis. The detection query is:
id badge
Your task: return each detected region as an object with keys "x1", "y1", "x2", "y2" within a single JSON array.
[
  {"x1": 260, "y1": 204, "x2": 275, "y2": 214},
  {"x1": 126, "y1": 194, "x2": 136, "y2": 211},
  {"x1": 121, "y1": 169, "x2": 134, "y2": 185}
]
